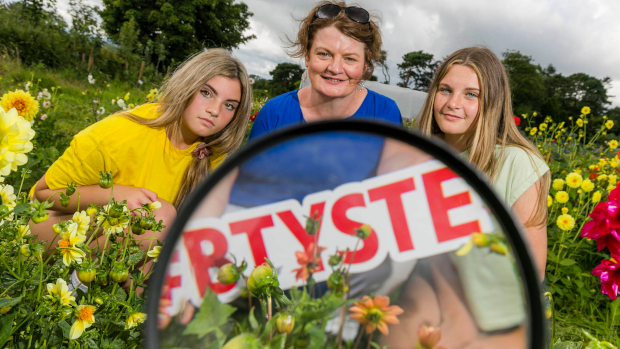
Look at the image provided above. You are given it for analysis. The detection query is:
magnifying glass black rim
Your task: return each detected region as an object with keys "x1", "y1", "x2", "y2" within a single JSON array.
[{"x1": 145, "y1": 119, "x2": 545, "y2": 349}]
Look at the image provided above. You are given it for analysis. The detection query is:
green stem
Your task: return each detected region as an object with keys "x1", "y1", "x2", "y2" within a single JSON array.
[{"x1": 1, "y1": 256, "x2": 23, "y2": 280}]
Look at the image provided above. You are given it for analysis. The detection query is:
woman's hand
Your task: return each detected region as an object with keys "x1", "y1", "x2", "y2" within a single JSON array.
[{"x1": 112, "y1": 185, "x2": 159, "y2": 210}]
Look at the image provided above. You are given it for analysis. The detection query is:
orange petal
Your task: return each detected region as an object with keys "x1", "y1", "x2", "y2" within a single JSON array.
[
  {"x1": 365, "y1": 323, "x2": 376, "y2": 334},
  {"x1": 377, "y1": 321, "x2": 389, "y2": 335}
]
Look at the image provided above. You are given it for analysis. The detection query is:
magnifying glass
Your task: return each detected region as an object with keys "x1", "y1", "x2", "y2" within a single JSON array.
[{"x1": 145, "y1": 120, "x2": 545, "y2": 349}]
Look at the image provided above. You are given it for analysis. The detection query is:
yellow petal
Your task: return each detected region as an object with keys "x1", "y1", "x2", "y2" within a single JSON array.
[
  {"x1": 69, "y1": 320, "x2": 85, "y2": 339},
  {"x1": 455, "y1": 241, "x2": 473, "y2": 256}
]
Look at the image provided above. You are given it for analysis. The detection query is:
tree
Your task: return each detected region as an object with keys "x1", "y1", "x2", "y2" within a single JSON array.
[
  {"x1": 376, "y1": 50, "x2": 390, "y2": 84},
  {"x1": 397, "y1": 51, "x2": 439, "y2": 91},
  {"x1": 502, "y1": 50, "x2": 545, "y2": 116},
  {"x1": 269, "y1": 63, "x2": 303, "y2": 96},
  {"x1": 20, "y1": 0, "x2": 56, "y2": 25},
  {"x1": 68, "y1": 0, "x2": 102, "y2": 60},
  {"x1": 118, "y1": 16, "x2": 140, "y2": 70},
  {"x1": 100, "y1": 0, "x2": 255, "y2": 67}
]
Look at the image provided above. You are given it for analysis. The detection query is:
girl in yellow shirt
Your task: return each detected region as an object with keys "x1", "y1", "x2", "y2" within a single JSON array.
[{"x1": 31, "y1": 48, "x2": 252, "y2": 248}]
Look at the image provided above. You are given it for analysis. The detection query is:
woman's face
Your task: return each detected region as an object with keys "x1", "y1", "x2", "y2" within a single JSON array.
[
  {"x1": 433, "y1": 65, "x2": 481, "y2": 141},
  {"x1": 305, "y1": 25, "x2": 367, "y2": 99},
  {"x1": 181, "y1": 75, "x2": 241, "y2": 144}
]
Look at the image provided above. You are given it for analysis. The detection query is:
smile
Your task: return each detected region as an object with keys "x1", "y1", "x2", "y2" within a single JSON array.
[{"x1": 322, "y1": 76, "x2": 345, "y2": 83}]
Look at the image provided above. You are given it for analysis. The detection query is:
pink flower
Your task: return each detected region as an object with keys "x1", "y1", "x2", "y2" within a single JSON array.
[
  {"x1": 581, "y1": 201, "x2": 620, "y2": 254},
  {"x1": 592, "y1": 256, "x2": 620, "y2": 300}
]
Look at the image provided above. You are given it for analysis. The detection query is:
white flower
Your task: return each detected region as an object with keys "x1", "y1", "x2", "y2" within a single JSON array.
[
  {"x1": 41, "y1": 114, "x2": 47, "y2": 120},
  {"x1": 24, "y1": 81, "x2": 31, "y2": 91},
  {"x1": 249, "y1": 78, "x2": 255, "y2": 85},
  {"x1": 97, "y1": 107, "x2": 105, "y2": 115},
  {"x1": 42, "y1": 89, "x2": 51, "y2": 100},
  {"x1": 137, "y1": 80, "x2": 143, "y2": 86},
  {"x1": 37, "y1": 92, "x2": 43, "y2": 100},
  {"x1": 148, "y1": 201, "x2": 161, "y2": 210},
  {"x1": 117, "y1": 99, "x2": 126, "y2": 109},
  {"x1": 0, "y1": 184, "x2": 17, "y2": 208},
  {"x1": 43, "y1": 101, "x2": 51, "y2": 108},
  {"x1": 87, "y1": 74, "x2": 95, "y2": 84},
  {"x1": 93, "y1": 100, "x2": 98, "y2": 104},
  {"x1": 147, "y1": 246, "x2": 162, "y2": 261},
  {"x1": 111, "y1": 99, "x2": 116, "y2": 105}
]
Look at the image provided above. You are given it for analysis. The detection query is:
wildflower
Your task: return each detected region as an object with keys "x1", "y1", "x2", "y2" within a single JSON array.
[
  {"x1": 44, "y1": 278, "x2": 75, "y2": 306},
  {"x1": 0, "y1": 108, "x2": 36, "y2": 176},
  {"x1": 149, "y1": 201, "x2": 162, "y2": 210},
  {"x1": 529, "y1": 127, "x2": 537, "y2": 136},
  {"x1": 147, "y1": 246, "x2": 162, "y2": 262},
  {"x1": 548, "y1": 195, "x2": 552, "y2": 207},
  {"x1": 37, "y1": 92, "x2": 43, "y2": 99},
  {"x1": 0, "y1": 90, "x2": 40, "y2": 121},
  {"x1": 513, "y1": 116, "x2": 520, "y2": 125},
  {"x1": 24, "y1": 81, "x2": 31, "y2": 91},
  {"x1": 96, "y1": 107, "x2": 105, "y2": 115},
  {"x1": 117, "y1": 99, "x2": 126, "y2": 109},
  {"x1": 58, "y1": 229, "x2": 86, "y2": 266},
  {"x1": 539, "y1": 123, "x2": 547, "y2": 131},
  {"x1": 124, "y1": 92, "x2": 130, "y2": 101},
  {"x1": 125, "y1": 312, "x2": 147, "y2": 330},
  {"x1": 42, "y1": 89, "x2": 51, "y2": 99},
  {"x1": 87, "y1": 74, "x2": 95, "y2": 84},
  {"x1": 581, "y1": 106, "x2": 591, "y2": 115},
  {"x1": 591, "y1": 256, "x2": 620, "y2": 300},
  {"x1": 292, "y1": 242, "x2": 327, "y2": 281},
  {"x1": 566, "y1": 173, "x2": 583, "y2": 188},
  {"x1": 608, "y1": 184, "x2": 616, "y2": 193},
  {"x1": 610, "y1": 175, "x2": 618, "y2": 185},
  {"x1": 556, "y1": 214, "x2": 575, "y2": 231},
  {"x1": 349, "y1": 295, "x2": 404, "y2": 335},
  {"x1": 92, "y1": 99, "x2": 98, "y2": 104},
  {"x1": 581, "y1": 179, "x2": 594, "y2": 192},
  {"x1": 69, "y1": 305, "x2": 96, "y2": 339},
  {"x1": 576, "y1": 119, "x2": 583, "y2": 127},
  {"x1": 533, "y1": 112, "x2": 537, "y2": 117},
  {"x1": 138, "y1": 80, "x2": 143, "y2": 86},
  {"x1": 40, "y1": 114, "x2": 48, "y2": 120},
  {"x1": 606, "y1": 120, "x2": 615, "y2": 130},
  {"x1": 561, "y1": 207, "x2": 569, "y2": 214},
  {"x1": 555, "y1": 191, "x2": 569, "y2": 204},
  {"x1": 552, "y1": 179, "x2": 565, "y2": 191},
  {"x1": 249, "y1": 77, "x2": 255, "y2": 85},
  {"x1": 593, "y1": 191, "x2": 602, "y2": 203},
  {"x1": 610, "y1": 140, "x2": 619, "y2": 150}
]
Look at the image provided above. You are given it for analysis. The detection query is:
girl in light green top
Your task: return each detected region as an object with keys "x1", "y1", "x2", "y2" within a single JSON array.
[{"x1": 384, "y1": 47, "x2": 550, "y2": 348}]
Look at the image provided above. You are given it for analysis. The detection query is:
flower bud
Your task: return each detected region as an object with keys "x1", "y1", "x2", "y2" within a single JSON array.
[
  {"x1": 131, "y1": 222, "x2": 145, "y2": 236},
  {"x1": 86, "y1": 206, "x2": 98, "y2": 216},
  {"x1": 32, "y1": 244, "x2": 46, "y2": 259},
  {"x1": 305, "y1": 217, "x2": 319, "y2": 235},
  {"x1": 328, "y1": 254, "x2": 341, "y2": 267},
  {"x1": 275, "y1": 314, "x2": 295, "y2": 334},
  {"x1": 415, "y1": 325, "x2": 441, "y2": 349},
  {"x1": 20, "y1": 244, "x2": 31, "y2": 257},
  {"x1": 52, "y1": 223, "x2": 63, "y2": 234},
  {"x1": 247, "y1": 264, "x2": 273, "y2": 296},
  {"x1": 327, "y1": 272, "x2": 344, "y2": 291},
  {"x1": 217, "y1": 263, "x2": 240, "y2": 285},
  {"x1": 108, "y1": 204, "x2": 124, "y2": 218},
  {"x1": 471, "y1": 233, "x2": 491, "y2": 247},
  {"x1": 355, "y1": 224, "x2": 372, "y2": 239},
  {"x1": 222, "y1": 334, "x2": 257, "y2": 349},
  {"x1": 490, "y1": 242, "x2": 508, "y2": 256},
  {"x1": 78, "y1": 265, "x2": 97, "y2": 283}
]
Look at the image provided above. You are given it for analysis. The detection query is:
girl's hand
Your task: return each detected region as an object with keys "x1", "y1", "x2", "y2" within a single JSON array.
[{"x1": 113, "y1": 185, "x2": 159, "y2": 210}]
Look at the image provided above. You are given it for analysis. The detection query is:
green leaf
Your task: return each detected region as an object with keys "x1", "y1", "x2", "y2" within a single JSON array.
[
  {"x1": 182, "y1": 288, "x2": 237, "y2": 339},
  {"x1": 85, "y1": 338, "x2": 99, "y2": 349},
  {"x1": 13, "y1": 203, "x2": 32, "y2": 215},
  {"x1": 59, "y1": 320, "x2": 71, "y2": 339},
  {"x1": 559, "y1": 258, "x2": 576, "y2": 266},
  {"x1": 126, "y1": 251, "x2": 145, "y2": 266},
  {"x1": 554, "y1": 341, "x2": 583, "y2": 349},
  {"x1": 0, "y1": 312, "x2": 16, "y2": 347},
  {"x1": 248, "y1": 307, "x2": 259, "y2": 331},
  {"x1": 0, "y1": 296, "x2": 22, "y2": 308},
  {"x1": 115, "y1": 287, "x2": 127, "y2": 302}
]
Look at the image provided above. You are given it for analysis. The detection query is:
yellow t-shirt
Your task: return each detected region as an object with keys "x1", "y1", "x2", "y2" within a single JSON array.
[{"x1": 40, "y1": 103, "x2": 226, "y2": 205}]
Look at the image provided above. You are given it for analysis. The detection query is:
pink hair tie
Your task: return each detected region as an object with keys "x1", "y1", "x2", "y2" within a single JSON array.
[{"x1": 192, "y1": 142, "x2": 211, "y2": 159}]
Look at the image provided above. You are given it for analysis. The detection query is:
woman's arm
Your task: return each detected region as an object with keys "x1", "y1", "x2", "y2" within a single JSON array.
[
  {"x1": 511, "y1": 177, "x2": 547, "y2": 281},
  {"x1": 34, "y1": 174, "x2": 160, "y2": 212}
]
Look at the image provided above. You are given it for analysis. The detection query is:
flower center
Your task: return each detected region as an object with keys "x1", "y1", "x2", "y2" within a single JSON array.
[
  {"x1": 78, "y1": 307, "x2": 93, "y2": 320},
  {"x1": 14, "y1": 100, "x2": 25, "y2": 112},
  {"x1": 59, "y1": 239, "x2": 70, "y2": 248},
  {"x1": 366, "y1": 308, "x2": 383, "y2": 323}
]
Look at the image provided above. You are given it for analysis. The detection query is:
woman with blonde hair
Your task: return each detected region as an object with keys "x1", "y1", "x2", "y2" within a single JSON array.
[
  {"x1": 31, "y1": 48, "x2": 252, "y2": 248},
  {"x1": 385, "y1": 47, "x2": 550, "y2": 348}
]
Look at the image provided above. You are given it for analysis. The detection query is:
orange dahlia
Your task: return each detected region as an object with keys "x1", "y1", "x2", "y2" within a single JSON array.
[
  {"x1": 292, "y1": 242, "x2": 326, "y2": 281},
  {"x1": 0, "y1": 90, "x2": 39, "y2": 121},
  {"x1": 349, "y1": 295, "x2": 403, "y2": 335}
]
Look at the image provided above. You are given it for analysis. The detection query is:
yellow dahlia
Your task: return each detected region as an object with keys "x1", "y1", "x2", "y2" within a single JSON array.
[
  {"x1": 610, "y1": 175, "x2": 618, "y2": 185},
  {"x1": 548, "y1": 195, "x2": 552, "y2": 207},
  {"x1": 0, "y1": 90, "x2": 39, "y2": 121},
  {"x1": 610, "y1": 140, "x2": 619, "y2": 150},
  {"x1": 44, "y1": 278, "x2": 75, "y2": 306},
  {"x1": 576, "y1": 119, "x2": 584, "y2": 127},
  {"x1": 58, "y1": 229, "x2": 86, "y2": 266},
  {"x1": 561, "y1": 207, "x2": 569, "y2": 214},
  {"x1": 552, "y1": 179, "x2": 565, "y2": 191},
  {"x1": 125, "y1": 312, "x2": 147, "y2": 330},
  {"x1": 0, "y1": 107, "x2": 36, "y2": 176},
  {"x1": 71, "y1": 210, "x2": 91, "y2": 235},
  {"x1": 556, "y1": 214, "x2": 575, "y2": 231},
  {"x1": 606, "y1": 120, "x2": 614, "y2": 130},
  {"x1": 581, "y1": 106, "x2": 591, "y2": 115},
  {"x1": 565, "y1": 173, "x2": 583, "y2": 188},
  {"x1": 581, "y1": 179, "x2": 594, "y2": 192},
  {"x1": 70, "y1": 305, "x2": 96, "y2": 339},
  {"x1": 592, "y1": 191, "x2": 602, "y2": 203},
  {"x1": 555, "y1": 191, "x2": 569, "y2": 204}
]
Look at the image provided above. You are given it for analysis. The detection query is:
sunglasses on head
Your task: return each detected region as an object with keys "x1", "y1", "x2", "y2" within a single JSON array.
[{"x1": 315, "y1": 4, "x2": 370, "y2": 24}]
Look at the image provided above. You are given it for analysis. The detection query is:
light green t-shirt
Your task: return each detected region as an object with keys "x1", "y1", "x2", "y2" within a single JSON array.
[{"x1": 452, "y1": 145, "x2": 549, "y2": 332}]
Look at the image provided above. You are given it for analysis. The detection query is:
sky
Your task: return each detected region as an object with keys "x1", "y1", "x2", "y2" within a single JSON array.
[{"x1": 56, "y1": 0, "x2": 620, "y2": 108}]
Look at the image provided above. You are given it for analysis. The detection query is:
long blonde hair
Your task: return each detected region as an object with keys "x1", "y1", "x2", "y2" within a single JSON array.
[
  {"x1": 121, "y1": 48, "x2": 252, "y2": 207},
  {"x1": 415, "y1": 47, "x2": 550, "y2": 227}
]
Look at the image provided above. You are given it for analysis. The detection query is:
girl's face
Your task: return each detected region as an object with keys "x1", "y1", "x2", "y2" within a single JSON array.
[
  {"x1": 305, "y1": 25, "x2": 367, "y2": 99},
  {"x1": 433, "y1": 65, "x2": 481, "y2": 145},
  {"x1": 181, "y1": 75, "x2": 241, "y2": 144}
]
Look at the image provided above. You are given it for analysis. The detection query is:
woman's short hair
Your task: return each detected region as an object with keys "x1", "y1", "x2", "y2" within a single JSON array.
[{"x1": 287, "y1": 1, "x2": 382, "y2": 80}]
